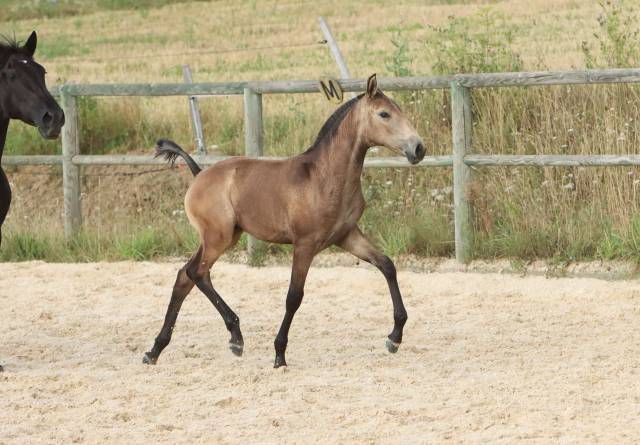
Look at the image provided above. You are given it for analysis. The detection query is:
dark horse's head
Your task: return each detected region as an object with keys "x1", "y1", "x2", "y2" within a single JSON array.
[{"x1": 0, "y1": 31, "x2": 64, "y2": 138}]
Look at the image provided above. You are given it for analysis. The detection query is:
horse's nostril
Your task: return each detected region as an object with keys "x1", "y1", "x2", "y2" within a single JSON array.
[
  {"x1": 42, "y1": 111, "x2": 53, "y2": 126},
  {"x1": 416, "y1": 143, "x2": 425, "y2": 158}
]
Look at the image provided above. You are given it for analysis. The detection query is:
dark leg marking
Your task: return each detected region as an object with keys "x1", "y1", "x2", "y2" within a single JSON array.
[
  {"x1": 339, "y1": 227, "x2": 408, "y2": 354},
  {"x1": 273, "y1": 246, "x2": 313, "y2": 368},
  {"x1": 143, "y1": 249, "x2": 200, "y2": 365},
  {"x1": 187, "y1": 264, "x2": 244, "y2": 357}
]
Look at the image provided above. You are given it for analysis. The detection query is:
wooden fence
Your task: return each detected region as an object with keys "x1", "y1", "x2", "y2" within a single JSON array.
[{"x1": 5, "y1": 68, "x2": 640, "y2": 263}]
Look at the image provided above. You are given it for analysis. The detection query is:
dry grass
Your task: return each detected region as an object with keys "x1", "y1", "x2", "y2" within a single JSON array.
[
  {"x1": 3, "y1": 0, "x2": 640, "y2": 262},
  {"x1": 7, "y1": 0, "x2": 602, "y2": 83}
]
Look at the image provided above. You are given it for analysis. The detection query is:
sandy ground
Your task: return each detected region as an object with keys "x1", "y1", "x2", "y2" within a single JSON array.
[{"x1": 2, "y1": 261, "x2": 640, "y2": 444}]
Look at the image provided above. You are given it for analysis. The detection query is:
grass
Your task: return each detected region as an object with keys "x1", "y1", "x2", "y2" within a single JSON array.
[
  {"x1": 4, "y1": 0, "x2": 640, "y2": 264},
  {"x1": 0, "y1": 222, "x2": 200, "y2": 262}
]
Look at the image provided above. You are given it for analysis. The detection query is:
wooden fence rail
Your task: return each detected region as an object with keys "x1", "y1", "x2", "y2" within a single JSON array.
[{"x1": 5, "y1": 68, "x2": 640, "y2": 262}]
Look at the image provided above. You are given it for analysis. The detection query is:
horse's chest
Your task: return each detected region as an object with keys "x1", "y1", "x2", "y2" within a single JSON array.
[{"x1": 320, "y1": 192, "x2": 365, "y2": 244}]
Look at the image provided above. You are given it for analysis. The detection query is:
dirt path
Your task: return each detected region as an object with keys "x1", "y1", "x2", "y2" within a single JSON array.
[{"x1": 2, "y1": 261, "x2": 640, "y2": 444}]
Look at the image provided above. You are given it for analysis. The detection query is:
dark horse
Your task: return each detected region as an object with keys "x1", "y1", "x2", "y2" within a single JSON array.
[
  {"x1": 144, "y1": 74, "x2": 425, "y2": 368},
  {"x1": 0, "y1": 32, "x2": 65, "y2": 372}
]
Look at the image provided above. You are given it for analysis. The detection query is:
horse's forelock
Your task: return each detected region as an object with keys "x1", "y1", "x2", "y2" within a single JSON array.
[{"x1": 0, "y1": 35, "x2": 26, "y2": 67}]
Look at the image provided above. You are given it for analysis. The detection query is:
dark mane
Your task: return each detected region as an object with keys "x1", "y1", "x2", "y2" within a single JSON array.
[
  {"x1": 0, "y1": 35, "x2": 24, "y2": 66},
  {"x1": 304, "y1": 94, "x2": 363, "y2": 153}
]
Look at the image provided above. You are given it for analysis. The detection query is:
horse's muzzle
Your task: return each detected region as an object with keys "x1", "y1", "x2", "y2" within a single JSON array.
[
  {"x1": 405, "y1": 141, "x2": 426, "y2": 165},
  {"x1": 37, "y1": 106, "x2": 65, "y2": 139}
]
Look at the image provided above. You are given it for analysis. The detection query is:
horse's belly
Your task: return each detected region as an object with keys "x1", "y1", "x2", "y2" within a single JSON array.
[{"x1": 234, "y1": 198, "x2": 293, "y2": 244}]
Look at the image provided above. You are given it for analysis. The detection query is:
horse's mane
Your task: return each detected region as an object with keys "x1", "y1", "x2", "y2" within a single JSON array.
[
  {"x1": 0, "y1": 35, "x2": 24, "y2": 66},
  {"x1": 304, "y1": 94, "x2": 363, "y2": 154}
]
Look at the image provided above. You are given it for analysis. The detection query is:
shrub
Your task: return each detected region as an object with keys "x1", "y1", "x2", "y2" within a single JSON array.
[
  {"x1": 425, "y1": 8, "x2": 523, "y2": 74},
  {"x1": 581, "y1": 0, "x2": 640, "y2": 68}
]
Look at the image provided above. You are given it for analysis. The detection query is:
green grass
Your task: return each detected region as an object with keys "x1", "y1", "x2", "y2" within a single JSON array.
[{"x1": 0, "y1": 224, "x2": 199, "y2": 262}]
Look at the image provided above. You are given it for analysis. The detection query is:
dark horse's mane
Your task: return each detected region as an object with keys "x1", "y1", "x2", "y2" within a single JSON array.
[
  {"x1": 304, "y1": 93, "x2": 364, "y2": 154},
  {"x1": 0, "y1": 35, "x2": 25, "y2": 66}
]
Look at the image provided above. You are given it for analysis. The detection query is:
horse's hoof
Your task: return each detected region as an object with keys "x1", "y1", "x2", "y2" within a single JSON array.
[
  {"x1": 386, "y1": 339, "x2": 400, "y2": 353},
  {"x1": 229, "y1": 342, "x2": 243, "y2": 357},
  {"x1": 142, "y1": 352, "x2": 157, "y2": 365},
  {"x1": 273, "y1": 356, "x2": 287, "y2": 368}
]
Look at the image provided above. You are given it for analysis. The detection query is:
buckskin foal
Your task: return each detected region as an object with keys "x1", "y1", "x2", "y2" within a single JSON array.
[{"x1": 144, "y1": 74, "x2": 425, "y2": 368}]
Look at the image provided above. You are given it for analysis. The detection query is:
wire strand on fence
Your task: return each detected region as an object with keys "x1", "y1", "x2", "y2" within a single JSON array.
[
  {"x1": 7, "y1": 166, "x2": 176, "y2": 177},
  {"x1": 45, "y1": 40, "x2": 328, "y2": 64}
]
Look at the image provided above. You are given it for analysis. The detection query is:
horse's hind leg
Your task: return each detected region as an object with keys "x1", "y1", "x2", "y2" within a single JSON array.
[
  {"x1": 143, "y1": 247, "x2": 201, "y2": 365},
  {"x1": 187, "y1": 228, "x2": 244, "y2": 356},
  {"x1": 338, "y1": 227, "x2": 408, "y2": 353}
]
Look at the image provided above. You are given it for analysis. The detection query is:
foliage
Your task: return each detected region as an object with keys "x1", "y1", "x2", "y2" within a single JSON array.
[
  {"x1": 386, "y1": 30, "x2": 413, "y2": 77},
  {"x1": 581, "y1": 0, "x2": 640, "y2": 69},
  {"x1": 425, "y1": 8, "x2": 523, "y2": 74}
]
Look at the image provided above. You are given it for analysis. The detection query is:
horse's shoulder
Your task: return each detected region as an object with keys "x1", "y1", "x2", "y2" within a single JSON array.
[{"x1": 290, "y1": 155, "x2": 315, "y2": 182}]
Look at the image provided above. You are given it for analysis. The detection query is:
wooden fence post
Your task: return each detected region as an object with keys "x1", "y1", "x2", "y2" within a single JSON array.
[
  {"x1": 451, "y1": 82, "x2": 473, "y2": 263},
  {"x1": 60, "y1": 85, "x2": 82, "y2": 236},
  {"x1": 182, "y1": 65, "x2": 207, "y2": 154},
  {"x1": 318, "y1": 16, "x2": 356, "y2": 99},
  {"x1": 243, "y1": 87, "x2": 264, "y2": 258}
]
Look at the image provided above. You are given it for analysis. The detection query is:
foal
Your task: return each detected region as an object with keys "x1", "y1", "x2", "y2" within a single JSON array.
[
  {"x1": 144, "y1": 74, "x2": 425, "y2": 368},
  {"x1": 0, "y1": 32, "x2": 64, "y2": 372}
]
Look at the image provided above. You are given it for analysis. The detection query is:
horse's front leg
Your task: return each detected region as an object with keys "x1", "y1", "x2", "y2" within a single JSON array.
[
  {"x1": 0, "y1": 167, "x2": 10, "y2": 371},
  {"x1": 0, "y1": 167, "x2": 12, "y2": 247},
  {"x1": 273, "y1": 244, "x2": 315, "y2": 368},
  {"x1": 338, "y1": 226, "x2": 408, "y2": 353}
]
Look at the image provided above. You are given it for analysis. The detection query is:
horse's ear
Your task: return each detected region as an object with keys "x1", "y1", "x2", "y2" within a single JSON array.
[
  {"x1": 24, "y1": 31, "x2": 37, "y2": 57},
  {"x1": 366, "y1": 73, "x2": 378, "y2": 98}
]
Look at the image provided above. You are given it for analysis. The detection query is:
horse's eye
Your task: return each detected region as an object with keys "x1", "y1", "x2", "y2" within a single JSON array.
[{"x1": 378, "y1": 111, "x2": 391, "y2": 119}]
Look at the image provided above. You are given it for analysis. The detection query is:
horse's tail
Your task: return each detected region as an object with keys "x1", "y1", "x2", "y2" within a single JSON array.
[{"x1": 155, "y1": 139, "x2": 202, "y2": 177}]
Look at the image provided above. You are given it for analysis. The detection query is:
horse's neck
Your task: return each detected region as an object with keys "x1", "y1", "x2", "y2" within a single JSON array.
[{"x1": 314, "y1": 121, "x2": 368, "y2": 180}]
